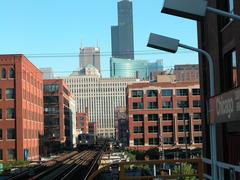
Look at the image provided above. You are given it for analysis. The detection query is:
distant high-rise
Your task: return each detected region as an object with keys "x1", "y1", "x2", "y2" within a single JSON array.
[
  {"x1": 111, "y1": 0, "x2": 134, "y2": 59},
  {"x1": 40, "y1": 67, "x2": 54, "y2": 79},
  {"x1": 79, "y1": 47, "x2": 100, "y2": 72}
]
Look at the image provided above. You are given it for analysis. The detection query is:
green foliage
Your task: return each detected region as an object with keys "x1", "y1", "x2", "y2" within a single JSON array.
[
  {"x1": 172, "y1": 163, "x2": 195, "y2": 180},
  {"x1": 2, "y1": 161, "x2": 29, "y2": 171},
  {"x1": 145, "y1": 148, "x2": 160, "y2": 160}
]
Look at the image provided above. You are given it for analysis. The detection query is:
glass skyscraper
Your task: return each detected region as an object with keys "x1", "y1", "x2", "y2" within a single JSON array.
[
  {"x1": 111, "y1": 0, "x2": 134, "y2": 59},
  {"x1": 110, "y1": 58, "x2": 148, "y2": 80}
]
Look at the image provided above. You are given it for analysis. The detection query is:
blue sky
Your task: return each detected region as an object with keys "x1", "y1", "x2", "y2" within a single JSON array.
[{"x1": 0, "y1": 0, "x2": 198, "y2": 77}]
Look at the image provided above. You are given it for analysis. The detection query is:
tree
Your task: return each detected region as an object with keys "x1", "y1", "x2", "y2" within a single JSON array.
[{"x1": 172, "y1": 163, "x2": 195, "y2": 180}]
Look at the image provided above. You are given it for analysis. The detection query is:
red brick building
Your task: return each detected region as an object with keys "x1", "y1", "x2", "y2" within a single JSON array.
[
  {"x1": 76, "y1": 112, "x2": 89, "y2": 134},
  {"x1": 0, "y1": 54, "x2": 44, "y2": 161},
  {"x1": 43, "y1": 79, "x2": 74, "y2": 155},
  {"x1": 174, "y1": 64, "x2": 199, "y2": 82},
  {"x1": 127, "y1": 81, "x2": 202, "y2": 156}
]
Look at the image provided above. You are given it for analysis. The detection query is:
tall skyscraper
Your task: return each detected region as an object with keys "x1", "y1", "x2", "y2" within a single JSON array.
[
  {"x1": 79, "y1": 47, "x2": 100, "y2": 72},
  {"x1": 111, "y1": 0, "x2": 134, "y2": 59}
]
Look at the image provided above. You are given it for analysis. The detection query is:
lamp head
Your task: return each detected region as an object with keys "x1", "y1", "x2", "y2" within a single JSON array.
[
  {"x1": 161, "y1": 0, "x2": 208, "y2": 21},
  {"x1": 147, "y1": 33, "x2": 179, "y2": 53}
]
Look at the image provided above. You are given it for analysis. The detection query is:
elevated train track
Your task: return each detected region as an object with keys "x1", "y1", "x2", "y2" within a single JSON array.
[{"x1": 9, "y1": 150, "x2": 103, "y2": 180}]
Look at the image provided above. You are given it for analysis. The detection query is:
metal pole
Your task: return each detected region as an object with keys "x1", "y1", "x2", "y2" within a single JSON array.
[
  {"x1": 178, "y1": 43, "x2": 217, "y2": 179},
  {"x1": 206, "y1": 7, "x2": 240, "y2": 21}
]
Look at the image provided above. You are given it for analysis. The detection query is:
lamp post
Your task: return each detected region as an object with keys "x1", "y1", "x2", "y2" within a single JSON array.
[
  {"x1": 147, "y1": 33, "x2": 215, "y2": 175},
  {"x1": 159, "y1": 2, "x2": 240, "y2": 179},
  {"x1": 161, "y1": 0, "x2": 240, "y2": 21}
]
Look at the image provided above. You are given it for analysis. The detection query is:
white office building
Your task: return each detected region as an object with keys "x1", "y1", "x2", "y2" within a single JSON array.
[{"x1": 62, "y1": 66, "x2": 139, "y2": 137}]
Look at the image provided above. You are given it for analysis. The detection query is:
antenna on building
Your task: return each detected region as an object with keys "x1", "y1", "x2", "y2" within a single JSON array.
[
  {"x1": 96, "y1": 39, "x2": 99, "y2": 48},
  {"x1": 80, "y1": 39, "x2": 83, "y2": 49}
]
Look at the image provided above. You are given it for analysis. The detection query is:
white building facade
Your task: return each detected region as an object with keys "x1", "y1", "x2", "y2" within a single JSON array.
[{"x1": 63, "y1": 74, "x2": 138, "y2": 137}]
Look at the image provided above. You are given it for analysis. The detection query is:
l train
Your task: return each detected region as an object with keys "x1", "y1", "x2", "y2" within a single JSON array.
[{"x1": 77, "y1": 134, "x2": 96, "y2": 150}]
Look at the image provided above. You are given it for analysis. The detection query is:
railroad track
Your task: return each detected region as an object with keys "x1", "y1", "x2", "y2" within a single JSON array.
[
  {"x1": 32, "y1": 150, "x2": 99, "y2": 180},
  {"x1": 9, "y1": 150, "x2": 103, "y2": 180},
  {"x1": 8, "y1": 151, "x2": 78, "y2": 180}
]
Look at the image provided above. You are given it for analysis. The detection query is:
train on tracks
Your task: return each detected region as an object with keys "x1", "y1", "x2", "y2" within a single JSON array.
[{"x1": 77, "y1": 133, "x2": 106, "y2": 150}]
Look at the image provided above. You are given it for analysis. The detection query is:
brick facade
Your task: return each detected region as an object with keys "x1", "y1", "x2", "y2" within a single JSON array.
[
  {"x1": 76, "y1": 112, "x2": 89, "y2": 134},
  {"x1": 43, "y1": 79, "x2": 73, "y2": 155},
  {"x1": 0, "y1": 54, "x2": 44, "y2": 161},
  {"x1": 127, "y1": 81, "x2": 202, "y2": 152}
]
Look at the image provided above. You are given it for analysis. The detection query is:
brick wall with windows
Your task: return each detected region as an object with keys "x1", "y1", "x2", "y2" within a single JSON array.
[
  {"x1": 42, "y1": 79, "x2": 74, "y2": 155},
  {"x1": 127, "y1": 81, "x2": 202, "y2": 151},
  {"x1": 0, "y1": 54, "x2": 43, "y2": 162}
]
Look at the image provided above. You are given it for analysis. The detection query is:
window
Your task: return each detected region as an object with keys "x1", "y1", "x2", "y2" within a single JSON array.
[
  {"x1": 193, "y1": 100, "x2": 201, "y2": 108},
  {"x1": 161, "y1": 89, "x2": 173, "y2": 97},
  {"x1": 7, "y1": 149, "x2": 16, "y2": 160},
  {"x1": 0, "y1": 109, "x2": 2, "y2": 119},
  {"x1": 178, "y1": 137, "x2": 190, "y2": 144},
  {"x1": 192, "y1": 89, "x2": 200, "y2": 95},
  {"x1": 134, "y1": 138, "x2": 144, "y2": 145},
  {"x1": 232, "y1": 51, "x2": 237, "y2": 87},
  {"x1": 133, "y1": 114, "x2": 144, "y2": 121},
  {"x1": 162, "y1": 101, "x2": 173, "y2": 109},
  {"x1": 178, "y1": 125, "x2": 189, "y2": 132},
  {"x1": 163, "y1": 137, "x2": 173, "y2": 144},
  {"x1": 194, "y1": 137, "x2": 202, "y2": 143},
  {"x1": 176, "y1": 89, "x2": 188, "y2": 96},
  {"x1": 148, "y1": 126, "x2": 158, "y2": 133},
  {"x1": 0, "y1": 149, "x2": 2, "y2": 160},
  {"x1": 44, "y1": 84, "x2": 59, "y2": 93},
  {"x1": 147, "y1": 90, "x2": 158, "y2": 97},
  {"x1": 163, "y1": 126, "x2": 173, "y2": 132},
  {"x1": 178, "y1": 113, "x2": 189, "y2": 120},
  {"x1": 148, "y1": 102, "x2": 158, "y2": 109},
  {"x1": 228, "y1": 0, "x2": 234, "y2": 14},
  {"x1": 0, "y1": 129, "x2": 2, "y2": 140},
  {"x1": 193, "y1": 113, "x2": 201, "y2": 119},
  {"x1": 132, "y1": 90, "x2": 143, "y2": 97},
  {"x1": 148, "y1": 114, "x2": 158, "y2": 121},
  {"x1": 149, "y1": 138, "x2": 159, "y2": 145},
  {"x1": 223, "y1": 50, "x2": 238, "y2": 90},
  {"x1": 162, "y1": 114, "x2": 173, "y2": 121},
  {"x1": 9, "y1": 68, "x2": 15, "y2": 78},
  {"x1": 1, "y1": 68, "x2": 6, "y2": 78},
  {"x1": 6, "y1": 108, "x2": 15, "y2": 119},
  {"x1": 194, "y1": 125, "x2": 202, "y2": 132},
  {"x1": 133, "y1": 102, "x2": 144, "y2": 109},
  {"x1": 44, "y1": 96, "x2": 59, "y2": 104},
  {"x1": 6, "y1": 88, "x2": 15, "y2": 99},
  {"x1": 80, "y1": 121, "x2": 84, "y2": 127},
  {"x1": 177, "y1": 101, "x2": 189, "y2": 108},
  {"x1": 7, "y1": 129, "x2": 16, "y2": 139},
  {"x1": 134, "y1": 126, "x2": 144, "y2": 133},
  {"x1": 0, "y1": 89, "x2": 2, "y2": 99}
]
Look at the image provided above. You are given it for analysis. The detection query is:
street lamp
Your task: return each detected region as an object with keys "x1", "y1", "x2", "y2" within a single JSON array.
[
  {"x1": 147, "y1": 33, "x2": 216, "y2": 178},
  {"x1": 147, "y1": 33, "x2": 214, "y2": 96},
  {"x1": 161, "y1": 0, "x2": 240, "y2": 21},
  {"x1": 160, "y1": 2, "x2": 240, "y2": 179}
]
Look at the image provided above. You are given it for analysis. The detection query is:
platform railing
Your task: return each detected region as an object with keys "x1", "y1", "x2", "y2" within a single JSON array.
[
  {"x1": 203, "y1": 158, "x2": 240, "y2": 180},
  {"x1": 88, "y1": 158, "x2": 203, "y2": 180}
]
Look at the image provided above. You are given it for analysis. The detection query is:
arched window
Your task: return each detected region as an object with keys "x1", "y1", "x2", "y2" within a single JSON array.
[
  {"x1": 9, "y1": 68, "x2": 15, "y2": 78},
  {"x1": 1, "y1": 68, "x2": 6, "y2": 78}
]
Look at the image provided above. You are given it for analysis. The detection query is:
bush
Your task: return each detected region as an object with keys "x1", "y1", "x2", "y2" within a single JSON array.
[{"x1": 172, "y1": 163, "x2": 195, "y2": 180}]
